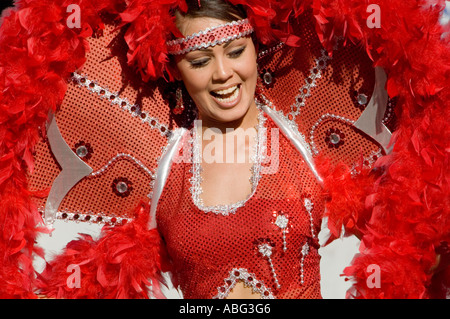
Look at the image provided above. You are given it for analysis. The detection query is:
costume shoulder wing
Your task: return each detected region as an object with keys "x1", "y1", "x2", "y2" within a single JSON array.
[
  {"x1": 257, "y1": 9, "x2": 396, "y2": 173},
  {"x1": 29, "y1": 22, "x2": 191, "y2": 229}
]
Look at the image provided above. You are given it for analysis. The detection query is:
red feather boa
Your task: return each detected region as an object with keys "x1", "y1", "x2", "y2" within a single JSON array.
[
  {"x1": 37, "y1": 202, "x2": 169, "y2": 299},
  {"x1": 0, "y1": 0, "x2": 449, "y2": 298},
  {"x1": 0, "y1": 0, "x2": 101, "y2": 298},
  {"x1": 311, "y1": 0, "x2": 450, "y2": 298}
]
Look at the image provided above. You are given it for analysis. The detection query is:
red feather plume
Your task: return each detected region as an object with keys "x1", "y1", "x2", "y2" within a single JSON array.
[
  {"x1": 0, "y1": 0, "x2": 104, "y2": 298},
  {"x1": 37, "y1": 202, "x2": 169, "y2": 299},
  {"x1": 311, "y1": 0, "x2": 450, "y2": 298}
]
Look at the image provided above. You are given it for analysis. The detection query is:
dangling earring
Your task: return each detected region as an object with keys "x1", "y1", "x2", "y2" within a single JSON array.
[
  {"x1": 173, "y1": 85, "x2": 185, "y2": 115},
  {"x1": 255, "y1": 73, "x2": 265, "y2": 97}
]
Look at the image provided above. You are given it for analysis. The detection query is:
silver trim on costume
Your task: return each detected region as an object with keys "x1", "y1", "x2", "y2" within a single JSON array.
[
  {"x1": 39, "y1": 207, "x2": 132, "y2": 226},
  {"x1": 353, "y1": 67, "x2": 393, "y2": 154},
  {"x1": 257, "y1": 97, "x2": 324, "y2": 185},
  {"x1": 148, "y1": 127, "x2": 188, "y2": 229},
  {"x1": 189, "y1": 107, "x2": 266, "y2": 216},
  {"x1": 213, "y1": 268, "x2": 275, "y2": 299},
  {"x1": 89, "y1": 153, "x2": 154, "y2": 178},
  {"x1": 303, "y1": 198, "x2": 316, "y2": 239},
  {"x1": 300, "y1": 242, "x2": 310, "y2": 285},
  {"x1": 72, "y1": 72, "x2": 170, "y2": 137},
  {"x1": 287, "y1": 49, "x2": 332, "y2": 122},
  {"x1": 44, "y1": 112, "x2": 93, "y2": 228}
]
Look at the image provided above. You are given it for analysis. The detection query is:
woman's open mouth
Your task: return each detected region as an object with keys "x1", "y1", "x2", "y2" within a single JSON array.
[{"x1": 210, "y1": 84, "x2": 241, "y2": 108}]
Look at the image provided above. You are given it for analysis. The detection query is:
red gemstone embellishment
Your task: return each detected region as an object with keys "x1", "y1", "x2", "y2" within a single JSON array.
[
  {"x1": 325, "y1": 128, "x2": 345, "y2": 149},
  {"x1": 112, "y1": 177, "x2": 133, "y2": 198},
  {"x1": 73, "y1": 141, "x2": 93, "y2": 161}
]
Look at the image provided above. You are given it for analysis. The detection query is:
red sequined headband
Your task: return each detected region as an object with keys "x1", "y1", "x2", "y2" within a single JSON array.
[{"x1": 166, "y1": 19, "x2": 254, "y2": 55}]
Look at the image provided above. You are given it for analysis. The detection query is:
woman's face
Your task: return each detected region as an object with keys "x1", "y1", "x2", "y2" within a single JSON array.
[{"x1": 174, "y1": 17, "x2": 258, "y2": 126}]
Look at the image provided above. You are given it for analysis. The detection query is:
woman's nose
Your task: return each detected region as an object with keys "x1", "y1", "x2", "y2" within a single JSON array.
[{"x1": 212, "y1": 57, "x2": 233, "y2": 82}]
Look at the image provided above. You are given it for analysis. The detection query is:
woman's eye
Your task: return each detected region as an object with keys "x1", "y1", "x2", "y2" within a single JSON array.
[
  {"x1": 228, "y1": 46, "x2": 246, "y2": 58},
  {"x1": 189, "y1": 58, "x2": 209, "y2": 68}
]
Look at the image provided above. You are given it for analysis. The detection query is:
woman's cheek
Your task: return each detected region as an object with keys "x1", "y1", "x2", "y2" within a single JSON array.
[{"x1": 183, "y1": 68, "x2": 212, "y2": 96}]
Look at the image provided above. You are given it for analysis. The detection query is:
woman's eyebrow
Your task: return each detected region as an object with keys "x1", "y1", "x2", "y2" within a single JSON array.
[{"x1": 222, "y1": 41, "x2": 233, "y2": 49}]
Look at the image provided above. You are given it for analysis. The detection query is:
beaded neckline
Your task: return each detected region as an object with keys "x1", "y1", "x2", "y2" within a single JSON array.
[{"x1": 189, "y1": 104, "x2": 267, "y2": 216}]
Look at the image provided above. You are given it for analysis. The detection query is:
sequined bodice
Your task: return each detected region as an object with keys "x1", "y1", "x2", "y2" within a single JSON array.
[{"x1": 156, "y1": 113, "x2": 324, "y2": 299}]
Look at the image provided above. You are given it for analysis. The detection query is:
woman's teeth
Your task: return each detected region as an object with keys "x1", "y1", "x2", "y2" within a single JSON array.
[{"x1": 212, "y1": 85, "x2": 240, "y2": 103}]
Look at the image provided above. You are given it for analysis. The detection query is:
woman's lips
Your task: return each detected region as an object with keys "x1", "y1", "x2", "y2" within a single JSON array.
[{"x1": 210, "y1": 84, "x2": 241, "y2": 108}]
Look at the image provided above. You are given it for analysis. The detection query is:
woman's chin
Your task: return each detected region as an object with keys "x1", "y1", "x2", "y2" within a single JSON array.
[{"x1": 205, "y1": 102, "x2": 257, "y2": 128}]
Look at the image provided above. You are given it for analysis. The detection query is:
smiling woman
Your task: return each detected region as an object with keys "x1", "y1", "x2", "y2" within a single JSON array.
[
  {"x1": 0, "y1": 0, "x2": 448, "y2": 300},
  {"x1": 156, "y1": 0, "x2": 356, "y2": 299},
  {"x1": 170, "y1": 1, "x2": 258, "y2": 128},
  {"x1": 173, "y1": 18, "x2": 259, "y2": 128}
]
